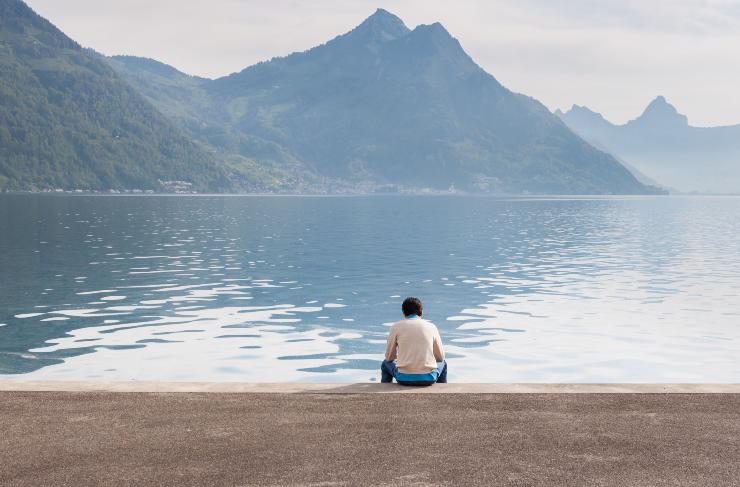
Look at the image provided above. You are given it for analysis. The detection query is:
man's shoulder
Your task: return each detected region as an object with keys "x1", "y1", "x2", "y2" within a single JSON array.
[
  {"x1": 389, "y1": 320, "x2": 405, "y2": 330},
  {"x1": 395, "y1": 318, "x2": 438, "y2": 329},
  {"x1": 420, "y1": 319, "x2": 439, "y2": 331}
]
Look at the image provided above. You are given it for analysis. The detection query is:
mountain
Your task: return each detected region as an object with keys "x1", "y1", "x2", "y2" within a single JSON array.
[
  {"x1": 0, "y1": 0, "x2": 239, "y2": 191},
  {"x1": 110, "y1": 9, "x2": 658, "y2": 195},
  {"x1": 105, "y1": 55, "x2": 317, "y2": 192},
  {"x1": 0, "y1": 0, "x2": 305, "y2": 193},
  {"x1": 557, "y1": 97, "x2": 740, "y2": 193},
  {"x1": 1, "y1": 2, "x2": 658, "y2": 194}
]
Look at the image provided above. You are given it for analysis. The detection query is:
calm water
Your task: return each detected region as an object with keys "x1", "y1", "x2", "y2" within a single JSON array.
[{"x1": 1, "y1": 194, "x2": 739, "y2": 382}]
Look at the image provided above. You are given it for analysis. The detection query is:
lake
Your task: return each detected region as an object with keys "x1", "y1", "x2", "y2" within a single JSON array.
[{"x1": 1, "y1": 194, "x2": 739, "y2": 382}]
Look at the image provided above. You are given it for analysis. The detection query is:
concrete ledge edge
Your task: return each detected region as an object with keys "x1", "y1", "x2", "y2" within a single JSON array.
[{"x1": 2, "y1": 381, "x2": 740, "y2": 394}]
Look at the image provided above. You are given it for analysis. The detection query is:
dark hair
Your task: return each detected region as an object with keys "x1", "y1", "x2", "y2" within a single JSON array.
[{"x1": 402, "y1": 297, "x2": 423, "y2": 317}]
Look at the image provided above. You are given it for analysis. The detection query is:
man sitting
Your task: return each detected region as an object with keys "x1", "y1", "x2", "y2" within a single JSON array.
[{"x1": 381, "y1": 297, "x2": 447, "y2": 385}]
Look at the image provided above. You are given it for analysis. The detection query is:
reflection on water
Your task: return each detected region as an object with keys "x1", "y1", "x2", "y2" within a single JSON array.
[{"x1": 1, "y1": 194, "x2": 740, "y2": 382}]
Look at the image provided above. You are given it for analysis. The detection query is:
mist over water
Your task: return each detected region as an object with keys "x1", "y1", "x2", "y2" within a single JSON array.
[{"x1": 1, "y1": 194, "x2": 739, "y2": 382}]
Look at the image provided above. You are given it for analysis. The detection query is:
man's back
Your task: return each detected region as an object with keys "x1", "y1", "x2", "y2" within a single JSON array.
[{"x1": 385, "y1": 317, "x2": 445, "y2": 374}]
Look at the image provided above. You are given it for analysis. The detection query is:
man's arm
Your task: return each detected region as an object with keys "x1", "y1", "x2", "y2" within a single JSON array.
[
  {"x1": 385, "y1": 326, "x2": 398, "y2": 361},
  {"x1": 432, "y1": 326, "x2": 445, "y2": 362}
]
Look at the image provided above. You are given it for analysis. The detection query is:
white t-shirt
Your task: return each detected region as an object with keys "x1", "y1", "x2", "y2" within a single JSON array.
[{"x1": 384, "y1": 317, "x2": 445, "y2": 374}]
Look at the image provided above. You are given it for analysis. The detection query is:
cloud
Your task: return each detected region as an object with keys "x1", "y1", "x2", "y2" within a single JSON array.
[{"x1": 25, "y1": 0, "x2": 740, "y2": 126}]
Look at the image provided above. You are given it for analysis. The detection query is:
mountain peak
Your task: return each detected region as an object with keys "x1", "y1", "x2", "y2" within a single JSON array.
[
  {"x1": 367, "y1": 8, "x2": 401, "y2": 22},
  {"x1": 568, "y1": 104, "x2": 602, "y2": 117},
  {"x1": 631, "y1": 95, "x2": 688, "y2": 128},
  {"x1": 413, "y1": 21, "x2": 453, "y2": 39},
  {"x1": 405, "y1": 21, "x2": 469, "y2": 56},
  {"x1": 352, "y1": 8, "x2": 409, "y2": 41},
  {"x1": 557, "y1": 104, "x2": 613, "y2": 129},
  {"x1": 644, "y1": 95, "x2": 673, "y2": 114}
]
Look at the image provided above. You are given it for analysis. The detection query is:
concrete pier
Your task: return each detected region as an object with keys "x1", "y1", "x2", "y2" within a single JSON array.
[{"x1": 1, "y1": 382, "x2": 739, "y2": 486}]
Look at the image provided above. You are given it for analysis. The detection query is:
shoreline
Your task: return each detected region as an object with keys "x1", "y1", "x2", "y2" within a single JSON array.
[
  {"x1": 4, "y1": 191, "x2": 740, "y2": 199},
  {"x1": 2, "y1": 381, "x2": 740, "y2": 393},
  {"x1": 0, "y1": 191, "x2": 676, "y2": 197}
]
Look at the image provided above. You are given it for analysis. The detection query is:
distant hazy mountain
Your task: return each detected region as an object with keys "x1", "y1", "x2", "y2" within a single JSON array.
[
  {"x1": 557, "y1": 97, "x2": 740, "y2": 193},
  {"x1": 110, "y1": 9, "x2": 658, "y2": 195},
  {"x1": 0, "y1": 0, "x2": 246, "y2": 192}
]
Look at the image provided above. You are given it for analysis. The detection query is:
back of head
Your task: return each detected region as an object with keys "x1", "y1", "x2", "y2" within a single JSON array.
[{"x1": 402, "y1": 297, "x2": 423, "y2": 317}]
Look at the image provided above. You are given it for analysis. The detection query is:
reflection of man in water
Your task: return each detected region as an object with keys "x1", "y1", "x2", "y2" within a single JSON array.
[{"x1": 381, "y1": 297, "x2": 447, "y2": 385}]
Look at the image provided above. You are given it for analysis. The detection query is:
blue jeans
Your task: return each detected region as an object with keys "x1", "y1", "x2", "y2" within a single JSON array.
[{"x1": 381, "y1": 359, "x2": 448, "y2": 385}]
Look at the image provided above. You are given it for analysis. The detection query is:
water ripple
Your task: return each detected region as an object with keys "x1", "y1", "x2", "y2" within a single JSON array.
[{"x1": 1, "y1": 195, "x2": 740, "y2": 382}]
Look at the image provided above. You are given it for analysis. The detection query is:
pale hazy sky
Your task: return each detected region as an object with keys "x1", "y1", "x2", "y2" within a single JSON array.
[{"x1": 26, "y1": 0, "x2": 740, "y2": 127}]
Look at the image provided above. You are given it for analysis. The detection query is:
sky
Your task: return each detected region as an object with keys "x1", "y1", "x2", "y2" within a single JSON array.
[{"x1": 26, "y1": 0, "x2": 740, "y2": 127}]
